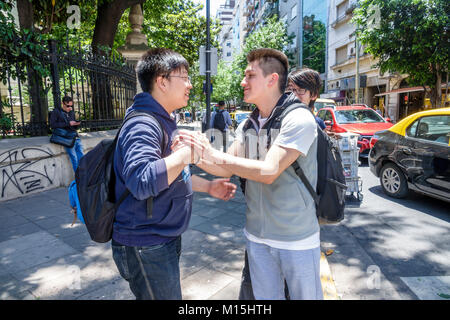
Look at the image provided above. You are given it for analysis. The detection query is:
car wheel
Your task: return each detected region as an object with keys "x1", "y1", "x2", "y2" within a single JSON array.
[{"x1": 380, "y1": 163, "x2": 409, "y2": 198}]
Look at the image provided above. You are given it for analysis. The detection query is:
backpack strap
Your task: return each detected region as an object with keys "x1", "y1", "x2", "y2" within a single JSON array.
[
  {"x1": 266, "y1": 103, "x2": 321, "y2": 207},
  {"x1": 114, "y1": 110, "x2": 168, "y2": 219},
  {"x1": 291, "y1": 161, "x2": 320, "y2": 208}
]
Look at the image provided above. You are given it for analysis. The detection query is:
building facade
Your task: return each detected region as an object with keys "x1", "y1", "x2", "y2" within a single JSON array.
[
  {"x1": 216, "y1": 0, "x2": 236, "y2": 63},
  {"x1": 323, "y1": 0, "x2": 409, "y2": 122}
]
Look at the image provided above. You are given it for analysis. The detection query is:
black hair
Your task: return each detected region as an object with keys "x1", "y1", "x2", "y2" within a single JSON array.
[
  {"x1": 136, "y1": 48, "x2": 189, "y2": 93},
  {"x1": 218, "y1": 101, "x2": 225, "y2": 106},
  {"x1": 62, "y1": 95, "x2": 73, "y2": 103},
  {"x1": 247, "y1": 48, "x2": 289, "y2": 93},
  {"x1": 288, "y1": 68, "x2": 322, "y2": 109}
]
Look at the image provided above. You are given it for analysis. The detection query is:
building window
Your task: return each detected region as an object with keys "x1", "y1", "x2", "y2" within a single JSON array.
[
  {"x1": 336, "y1": 45, "x2": 348, "y2": 64},
  {"x1": 337, "y1": 0, "x2": 349, "y2": 19},
  {"x1": 227, "y1": 42, "x2": 231, "y2": 47},
  {"x1": 281, "y1": 14, "x2": 288, "y2": 25},
  {"x1": 227, "y1": 52, "x2": 232, "y2": 57},
  {"x1": 291, "y1": 4, "x2": 297, "y2": 20}
]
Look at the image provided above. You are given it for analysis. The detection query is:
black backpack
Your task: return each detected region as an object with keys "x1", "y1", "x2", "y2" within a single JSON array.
[
  {"x1": 75, "y1": 110, "x2": 167, "y2": 243},
  {"x1": 213, "y1": 110, "x2": 226, "y2": 131},
  {"x1": 240, "y1": 103, "x2": 347, "y2": 224}
]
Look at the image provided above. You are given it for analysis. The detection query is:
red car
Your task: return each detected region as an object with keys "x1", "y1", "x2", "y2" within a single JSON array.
[{"x1": 316, "y1": 106, "x2": 394, "y2": 157}]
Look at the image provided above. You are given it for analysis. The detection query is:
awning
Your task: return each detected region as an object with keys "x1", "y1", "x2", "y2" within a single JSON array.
[
  {"x1": 374, "y1": 86, "x2": 424, "y2": 97},
  {"x1": 374, "y1": 83, "x2": 449, "y2": 97}
]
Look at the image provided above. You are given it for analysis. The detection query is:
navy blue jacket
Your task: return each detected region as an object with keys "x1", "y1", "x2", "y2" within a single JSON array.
[
  {"x1": 49, "y1": 108, "x2": 79, "y2": 134},
  {"x1": 112, "y1": 92, "x2": 193, "y2": 246}
]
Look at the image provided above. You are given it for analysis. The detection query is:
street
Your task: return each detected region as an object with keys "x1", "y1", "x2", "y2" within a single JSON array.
[{"x1": 321, "y1": 159, "x2": 450, "y2": 300}]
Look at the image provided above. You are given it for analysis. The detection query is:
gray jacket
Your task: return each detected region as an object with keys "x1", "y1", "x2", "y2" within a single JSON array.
[{"x1": 241, "y1": 94, "x2": 319, "y2": 241}]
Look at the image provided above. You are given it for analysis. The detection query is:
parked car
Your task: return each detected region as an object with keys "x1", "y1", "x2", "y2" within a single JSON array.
[
  {"x1": 369, "y1": 107, "x2": 450, "y2": 202},
  {"x1": 232, "y1": 111, "x2": 251, "y2": 130},
  {"x1": 316, "y1": 106, "x2": 394, "y2": 157},
  {"x1": 314, "y1": 98, "x2": 337, "y2": 114}
]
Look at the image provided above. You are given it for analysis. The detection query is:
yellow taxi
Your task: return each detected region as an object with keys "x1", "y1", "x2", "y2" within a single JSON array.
[{"x1": 369, "y1": 107, "x2": 450, "y2": 202}]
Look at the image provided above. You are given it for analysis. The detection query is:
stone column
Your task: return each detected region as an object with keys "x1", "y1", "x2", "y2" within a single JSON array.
[{"x1": 118, "y1": 4, "x2": 149, "y2": 93}]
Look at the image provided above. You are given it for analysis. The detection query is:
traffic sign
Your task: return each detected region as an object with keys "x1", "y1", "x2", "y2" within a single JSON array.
[{"x1": 199, "y1": 46, "x2": 218, "y2": 76}]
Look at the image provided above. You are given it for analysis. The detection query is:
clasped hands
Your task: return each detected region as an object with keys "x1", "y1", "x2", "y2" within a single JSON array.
[
  {"x1": 171, "y1": 130, "x2": 216, "y2": 165},
  {"x1": 171, "y1": 130, "x2": 236, "y2": 201}
]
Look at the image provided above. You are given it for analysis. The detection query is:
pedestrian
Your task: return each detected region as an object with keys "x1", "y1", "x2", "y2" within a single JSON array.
[
  {"x1": 184, "y1": 110, "x2": 191, "y2": 123},
  {"x1": 210, "y1": 100, "x2": 232, "y2": 152},
  {"x1": 288, "y1": 68, "x2": 326, "y2": 130},
  {"x1": 111, "y1": 48, "x2": 236, "y2": 300},
  {"x1": 174, "y1": 48, "x2": 323, "y2": 300},
  {"x1": 49, "y1": 96, "x2": 84, "y2": 173}
]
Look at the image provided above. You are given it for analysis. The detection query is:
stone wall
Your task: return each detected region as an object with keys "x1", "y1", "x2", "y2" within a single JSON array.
[{"x1": 0, "y1": 130, "x2": 117, "y2": 202}]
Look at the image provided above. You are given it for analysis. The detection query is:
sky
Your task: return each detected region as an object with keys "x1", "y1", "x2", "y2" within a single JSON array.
[{"x1": 195, "y1": 0, "x2": 227, "y2": 17}]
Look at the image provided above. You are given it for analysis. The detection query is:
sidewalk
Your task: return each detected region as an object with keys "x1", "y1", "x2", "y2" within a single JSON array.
[{"x1": 0, "y1": 166, "x2": 337, "y2": 300}]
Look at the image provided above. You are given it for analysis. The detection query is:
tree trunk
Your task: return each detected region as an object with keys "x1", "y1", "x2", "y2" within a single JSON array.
[
  {"x1": 91, "y1": 0, "x2": 145, "y2": 55},
  {"x1": 90, "y1": 0, "x2": 145, "y2": 121},
  {"x1": 17, "y1": 0, "x2": 48, "y2": 136},
  {"x1": 435, "y1": 64, "x2": 442, "y2": 108}
]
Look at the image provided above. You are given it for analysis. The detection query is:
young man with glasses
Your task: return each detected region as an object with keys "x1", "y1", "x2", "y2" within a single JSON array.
[
  {"x1": 111, "y1": 48, "x2": 236, "y2": 300},
  {"x1": 49, "y1": 95, "x2": 84, "y2": 172},
  {"x1": 174, "y1": 48, "x2": 323, "y2": 300}
]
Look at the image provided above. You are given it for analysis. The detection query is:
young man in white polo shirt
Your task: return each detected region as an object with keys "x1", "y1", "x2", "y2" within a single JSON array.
[{"x1": 174, "y1": 48, "x2": 322, "y2": 300}]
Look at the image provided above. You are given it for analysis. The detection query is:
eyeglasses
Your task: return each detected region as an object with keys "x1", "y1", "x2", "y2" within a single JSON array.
[
  {"x1": 291, "y1": 87, "x2": 307, "y2": 96},
  {"x1": 168, "y1": 75, "x2": 191, "y2": 83}
]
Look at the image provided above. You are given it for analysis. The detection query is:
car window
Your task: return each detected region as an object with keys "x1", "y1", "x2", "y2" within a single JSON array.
[
  {"x1": 406, "y1": 120, "x2": 418, "y2": 137},
  {"x1": 317, "y1": 110, "x2": 326, "y2": 119},
  {"x1": 411, "y1": 115, "x2": 450, "y2": 145},
  {"x1": 334, "y1": 109, "x2": 385, "y2": 124}
]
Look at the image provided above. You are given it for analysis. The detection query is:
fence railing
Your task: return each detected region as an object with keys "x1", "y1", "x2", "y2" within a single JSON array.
[{"x1": 0, "y1": 35, "x2": 136, "y2": 138}]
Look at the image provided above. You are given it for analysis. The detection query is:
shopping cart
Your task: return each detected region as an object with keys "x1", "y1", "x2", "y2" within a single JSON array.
[{"x1": 331, "y1": 132, "x2": 363, "y2": 201}]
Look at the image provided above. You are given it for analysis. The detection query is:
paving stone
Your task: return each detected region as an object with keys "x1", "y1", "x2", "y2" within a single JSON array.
[
  {"x1": 62, "y1": 230, "x2": 103, "y2": 253},
  {"x1": 0, "y1": 231, "x2": 77, "y2": 273},
  {"x1": 31, "y1": 215, "x2": 76, "y2": 231},
  {"x1": 213, "y1": 212, "x2": 246, "y2": 229},
  {"x1": 12, "y1": 252, "x2": 119, "y2": 300},
  {"x1": 207, "y1": 248, "x2": 245, "y2": 280},
  {"x1": 0, "y1": 215, "x2": 31, "y2": 230},
  {"x1": 76, "y1": 277, "x2": 134, "y2": 300},
  {"x1": 191, "y1": 220, "x2": 246, "y2": 245},
  {"x1": 207, "y1": 279, "x2": 241, "y2": 300},
  {"x1": 0, "y1": 272, "x2": 34, "y2": 300},
  {"x1": 181, "y1": 229, "x2": 209, "y2": 250},
  {"x1": 188, "y1": 214, "x2": 210, "y2": 228},
  {"x1": 181, "y1": 267, "x2": 235, "y2": 300},
  {"x1": 0, "y1": 222, "x2": 42, "y2": 243},
  {"x1": 0, "y1": 207, "x2": 19, "y2": 218}
]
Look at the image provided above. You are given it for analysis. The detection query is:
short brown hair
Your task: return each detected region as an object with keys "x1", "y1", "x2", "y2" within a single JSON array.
[{"x1": 247, "y1": 48, "x2": 289, "y2": 93}]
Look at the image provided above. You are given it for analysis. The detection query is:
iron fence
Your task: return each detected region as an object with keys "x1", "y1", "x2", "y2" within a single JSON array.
[{"x1": 0, "y1": 35, "x2": 136, "y2": 138}]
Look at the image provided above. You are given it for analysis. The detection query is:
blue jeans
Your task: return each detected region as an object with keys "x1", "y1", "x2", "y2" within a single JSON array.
[
  {"x1": 64, "y1": 138, "x2": 83, "y2": 173},
  {"x1": 111, "y1": 237, "x2": 182, "y2": 300},
  {"x1": 246, "y1": 240, "x2": 323, "y2": 300}
]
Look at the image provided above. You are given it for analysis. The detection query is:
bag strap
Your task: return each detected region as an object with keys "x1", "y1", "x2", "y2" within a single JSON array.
[
  {"x1": 269, "y1": 103, "x2": 320, "y2": 207},
  {"x1": 113, "y1": 110, "x2": 168, "y2": 219},
  {"x1": 291, "y1": 161, "x2": 320, "y2": 208}
]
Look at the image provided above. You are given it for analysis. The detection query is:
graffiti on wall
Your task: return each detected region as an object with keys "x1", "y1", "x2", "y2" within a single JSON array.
[{"x1": 0, "y1": 147, "x2": 55, "y2": 198}]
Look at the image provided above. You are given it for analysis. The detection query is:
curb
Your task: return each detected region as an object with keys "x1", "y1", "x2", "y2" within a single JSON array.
[{"x1": 320, "y1": 251, "x2": 339, "y2": 300}]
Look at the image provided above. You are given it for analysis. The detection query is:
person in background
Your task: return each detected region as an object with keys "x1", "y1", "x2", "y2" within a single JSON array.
[
  {"x1": 288, "y1": 68, "x2": 326, "y2": 131},
  {"x1": 210, "y1": 100, "x2": 232, "y2": 152},
  {"x1": 49, "y1": 96, "x2": 84, "y2": 172}
]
